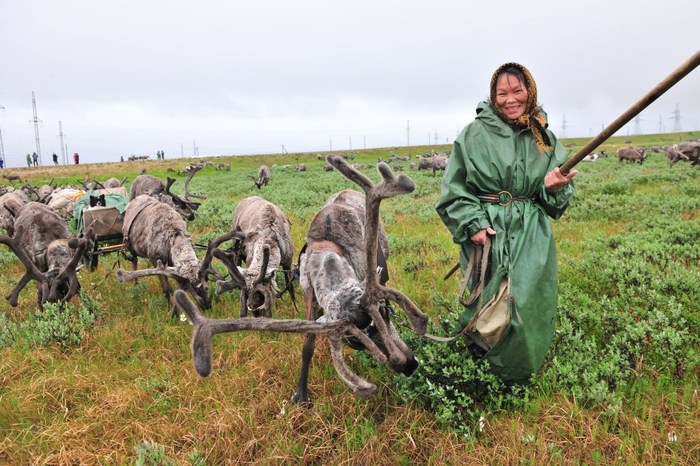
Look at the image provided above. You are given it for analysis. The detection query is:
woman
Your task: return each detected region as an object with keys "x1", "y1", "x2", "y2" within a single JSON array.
[{"x1": 435, "y1": 62, "x2": 577, "y2": 383}]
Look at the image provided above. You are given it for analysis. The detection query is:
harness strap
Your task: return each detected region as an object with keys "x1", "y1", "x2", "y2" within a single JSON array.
[
  {"x1": 424, "y1": 237, "x2": 492, "y2": 343},
  {"x1": 122, "y1": 196, "x2": 160, "y2": 247}
]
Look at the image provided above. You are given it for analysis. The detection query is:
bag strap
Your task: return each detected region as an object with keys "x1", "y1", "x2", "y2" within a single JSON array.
[{"x1": 459, "y1": 236, "x2": 491, "y2": 306}]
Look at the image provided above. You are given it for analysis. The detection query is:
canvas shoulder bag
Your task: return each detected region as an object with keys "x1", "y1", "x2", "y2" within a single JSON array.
[{"x1": 459, "y1": 236, "x2": 512, "y2": 351}]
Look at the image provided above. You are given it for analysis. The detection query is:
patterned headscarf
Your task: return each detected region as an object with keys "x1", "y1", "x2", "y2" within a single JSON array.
[{"x1": 490, "y1": 62, "x2": 553, "y2": 153}]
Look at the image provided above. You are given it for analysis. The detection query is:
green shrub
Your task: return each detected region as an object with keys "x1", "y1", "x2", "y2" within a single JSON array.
[
  {"x1": 19, "y1": 291, "x2": 98, "y2": 349},
  {"x1": 395, "y1": 303, "x2": 529, "y2": 436}
]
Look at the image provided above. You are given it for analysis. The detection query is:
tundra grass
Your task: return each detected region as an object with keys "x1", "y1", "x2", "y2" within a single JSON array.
[{"x1": 1, "y1": 135, "x2": 699, "y2": 464}]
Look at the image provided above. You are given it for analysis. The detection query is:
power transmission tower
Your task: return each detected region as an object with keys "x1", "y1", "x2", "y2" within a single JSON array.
[
  {"x1": 406, "y1": 120, "x2": 410, "y2": 147},
  {"x1": 434, "y1": 130, "x2": 438, "y2": 145},
  {"x1": 560, "y1": 115, "x2": 568, "y2": 138},
  {"x1": 633, "y1": 114, "x2": 643, "y2": 135},
  {"x1": 30, "y1": 91, "x2": 42, "y2": 165},
  {"x1": 671, "y1": 104, "x2": 682, "y2": 132},
  {"x1": 58, "y1": 121, "x2": 67, "y2": 165},
  {"x1": 349, "y1": 135, "x2": 352, "y2": 150},
  {"x1": 0, "y1": 126, "x2": 5, "y2": 165}
]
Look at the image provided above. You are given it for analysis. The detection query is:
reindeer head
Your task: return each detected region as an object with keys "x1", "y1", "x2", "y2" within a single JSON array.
[
  {"x1": 159, "y1": 178, "x2": 200, "y2": 221},
  {"x1": 0, "y1": 227, "x2": 92, "y2": 306},
  {"x1": 210, "y1": 231, "x2": 280, "y2": 318}
]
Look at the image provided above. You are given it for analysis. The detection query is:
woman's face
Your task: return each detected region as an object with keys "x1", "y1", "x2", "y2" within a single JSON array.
[{"x1": 495, "y1": 73, "x2": 528, "y2": 121}]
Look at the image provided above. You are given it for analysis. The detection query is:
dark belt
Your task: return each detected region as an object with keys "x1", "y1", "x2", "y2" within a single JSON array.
[{"x1": 477, "y1": 191, "x2": 536, "y2": 206}]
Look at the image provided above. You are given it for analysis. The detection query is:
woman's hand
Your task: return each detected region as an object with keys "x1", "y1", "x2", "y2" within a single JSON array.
[
  {"x1": 544, "y1": 167, "x2": 577, "y2": 191},
  {"x1": 470, "y1": 227, "x2": 496, "y2": 245}
]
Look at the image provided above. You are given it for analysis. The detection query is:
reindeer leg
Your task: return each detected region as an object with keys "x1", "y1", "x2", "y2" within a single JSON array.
[
  {"x1": 157, "y1": 275, "x2": 177, "y2": 318},
  {"x1": 292, "y1": 286, "x2": 318, "y2": 404},
  {"x1": 6, "y1": 272, "x2": 35, "y2": 307},
  {"x1": 239, "y1": 290, "x2": 248, "y2": 318}
]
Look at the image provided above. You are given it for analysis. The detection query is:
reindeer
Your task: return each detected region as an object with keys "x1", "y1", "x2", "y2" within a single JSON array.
[
  {"x1": 208, "y1": 196, "x2": 295, "y2": 318},
  {"x1": 116, "y1": 195, "x2": 217, "y2": 316},
  {"x1": 0, "y1": 202, "x2": 92, "y2": 306},
  {"x1": 2, "y1": 173, "x2": 22, "y2": 183},
  {"x1": 173, "y1": 155, "x2": 428, "y2": 404},
  {"x1": 667, "y1": 142, "x2": 700, "y2": 167},
  {"x1": 129, "y1": 174, "x2": 201, "y2": 221},
  {"x1": 249, "y1": 165, "x2": 271, "y2": 189},
  {"x1": 617, "y1": 146, "x2": 646, "y2": 164}
]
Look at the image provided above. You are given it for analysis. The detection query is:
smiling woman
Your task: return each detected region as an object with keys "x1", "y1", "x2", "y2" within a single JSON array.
[{"x1": 435, "y1": 62, "x2": 577, "y2": 384}]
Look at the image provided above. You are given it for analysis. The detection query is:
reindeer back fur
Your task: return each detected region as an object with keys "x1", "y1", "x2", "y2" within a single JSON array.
[
  {"x1": 306, "y1": 189, "x2": 389, "y2": 283},
  {"x1": 124, "y1": 195, "x2": 197, "y2": 279},
  {"x1": 0, "y1": 191, "x2": 30, "y2": 236}
]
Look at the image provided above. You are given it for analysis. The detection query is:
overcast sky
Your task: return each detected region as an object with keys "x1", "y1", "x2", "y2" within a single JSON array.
[{"x1": 1, "y1": 0, "x2": 698, "y2": 166}]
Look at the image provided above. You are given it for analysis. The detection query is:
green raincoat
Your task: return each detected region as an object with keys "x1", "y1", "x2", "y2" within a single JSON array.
[{"x1": 436, "y1": 101, "x2": 574, "y2": 383}]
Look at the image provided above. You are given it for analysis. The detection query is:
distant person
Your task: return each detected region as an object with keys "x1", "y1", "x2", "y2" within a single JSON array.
[
  {"x1": 32, "y1": 152, "x2": 39, "y2": 167},
  {"x1": 73, "y1": 152, "x2": 80, "y2": 165},
  {"x1": 120, "y1": 155, "x2": 124, "y2": 162},
  {"x1": 26, "y1": 153, "x2": 32, "y2": 167},
  {"x1": 161, "y1": 150, "x2": 165, "y2": 159},
  {"x1": 0, "y1": 158, "x2": 4, "y2": 169},
  {"x1": 52, "y1": 152, "x2": 59, "y2": 165}
]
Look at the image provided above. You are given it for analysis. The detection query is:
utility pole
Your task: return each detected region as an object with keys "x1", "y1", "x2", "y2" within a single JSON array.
[
  {"x1": 349, "y1": 135, "x2": 352, "y2": 151},
  {"x1": 434, "y1": 130, "x2": 438, "y2": 145},
  {"x1": 58, "y1": 121, "x2": 67, "y2": 165},
  {"x1": 671, "y1": 104, "x2": 682, "y2": 132},
  {"x1": 0, "y1": 126, "x2": 5, "y2": 166},
  {"x1": 180, "y1": 143, "x2": 184, "y2": 158},
  {"x1": 560, "y1": 115, "x2": 568, "y2": 139},
  {"x1": 193, "y1": 140, "x2": 198, "y2": 157},
  {"x1": 329, "y1": 138, "x2": 332, "y2": 151},
  {"x1": 30, "y1": 91, "x2": 42, "y2": 165},
  {"x1": 0, "y1": 104, "x2": 4, "y2": 165},
  {"x1": 406, "y1": 120, "x2": 410, "y2": 147},
  {"x1": 363, "y1": 136, "x2": 366, "y2": 149},
  {"x1": 281, "y1": 144, "x2": 288, "y2": 154}
]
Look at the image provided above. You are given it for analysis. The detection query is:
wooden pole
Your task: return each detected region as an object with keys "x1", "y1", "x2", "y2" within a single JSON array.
[{"x1": 561, "y1": 49, "x2": 700, "y2": 174}]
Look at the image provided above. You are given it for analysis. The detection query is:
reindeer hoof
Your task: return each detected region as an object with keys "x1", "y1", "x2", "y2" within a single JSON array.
[{"x1": 291, "y1": 390, "x2": 313, "y2": 406}]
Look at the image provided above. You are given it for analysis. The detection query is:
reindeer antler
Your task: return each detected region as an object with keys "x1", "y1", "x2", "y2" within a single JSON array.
[
  {"x1": 0, "y1": 234, "x2": 48, "y2": 306},
  {"x1": 183, "y1": 164, "x2": 207, "y2": 201},
  {"x1": 174, "y1": 289, "x2": 385, "y2": 396},
  {"x1": 199, "y1": 228, "x2": 245, "y2": 283},
  {"x1": 213, "y1": 248, "x2": 247, "y2": 295},
  {"x1": 117, "y1": 259, "x2": 183, "y2": 283},
  {"x1": 165, "y1": 177, "x2": 201, "y2": 210}
]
